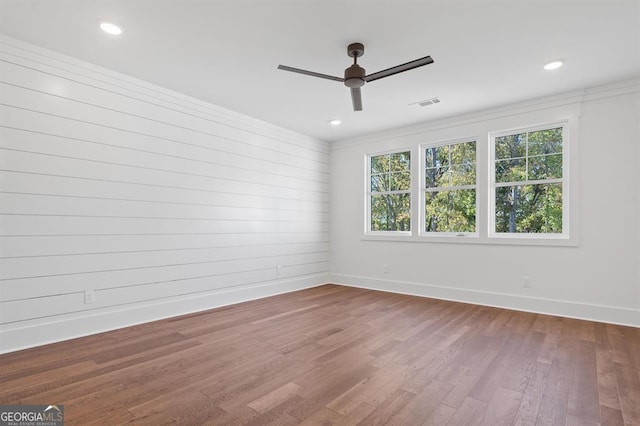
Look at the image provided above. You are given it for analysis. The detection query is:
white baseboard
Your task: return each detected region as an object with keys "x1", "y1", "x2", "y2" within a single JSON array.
[
  {"x1": 330, "y1": 274, "x2": 640, "y2": 327},
  {"x1": 3, "y1": 274, "x2": 636, "y2": 354},
  {"x1": 0, "y1": 275, "x2": 328, "y2": 354}
]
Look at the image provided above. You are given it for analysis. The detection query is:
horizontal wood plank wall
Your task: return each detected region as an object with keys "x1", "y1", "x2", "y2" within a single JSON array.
[{"x1": 0, "y1": 35, "x2": 330, "y2": 353}]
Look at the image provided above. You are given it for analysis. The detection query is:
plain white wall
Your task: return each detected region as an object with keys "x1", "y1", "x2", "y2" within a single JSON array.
[
  {"x1": 0, "y1": 36, "x2": 329, "y2": 353},
  {"x1": 330, "y1": 82, "x2": 640, "y2": 326}
]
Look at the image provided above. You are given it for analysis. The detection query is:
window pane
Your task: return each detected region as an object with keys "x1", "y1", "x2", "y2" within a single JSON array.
[
  {"x1": 495, "y1": 184, "x2": 563, "y2": 233},
  {"x1": 425, "y1": 145, "x2": 449, "y2": 168},
  {"x1": 371, "y1": 154, "x2": 389, "y2": 174},
  {"x1": 450, "y1": 141, "x2": 476, "y2": 165},
  {"x1": 390, "y1": 171, "x2": 411, "y2": 191},
  {"x1": 528, "y1": 128, "x2": 562, "y2": 155},
  {"x1": 425, "y1": 167, "x2": 448, "y2": 188},
  {"x1": 390, "y1": 151, "x2": 411, "y2": 172},
  {"x1": 425, "y1": 189, "x2": 476, "y2": 233},
  {"x1": 495, "y1": 158, "x2": 526, "y2": 183},
  {"x1": 371, "y1": 174, "x2": 388, "y2": 192},
  {"x1": 528, "y1": 154, "x2": 562, "y2": 180},
  {"x1": 369, "y1": 151, "x2": 411, "y2": 233},
  {"x1": 495, "y1": 133, "x2": 526, "y2": 159},
  {"x1": 371, "y1": 194, "x2": 411, "y2": 231},
  {"x1": 450, "y1": 163, "x2": 476, "y2": 186}
]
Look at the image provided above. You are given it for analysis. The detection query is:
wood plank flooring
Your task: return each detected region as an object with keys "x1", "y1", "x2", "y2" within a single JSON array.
[{"x1": 1, "y1": 284, "x2": 639, "y2": 425}]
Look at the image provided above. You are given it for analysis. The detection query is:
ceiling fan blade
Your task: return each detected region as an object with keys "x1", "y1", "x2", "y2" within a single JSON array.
[
  {"x1": 364, "y1": 56, "x2": 434, "y2": 83},
  {"x1": 277, "y1": 65, "x2": 344, "y2": 82},
  {"x1": 351, "y1": 87, "x2": 363, "y2": 111}
]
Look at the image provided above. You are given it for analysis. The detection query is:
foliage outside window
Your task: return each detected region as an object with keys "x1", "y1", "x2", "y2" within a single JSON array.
[
  {"x1": 423, "y1": 140, "x2": 477, "y2": 233},
  {"x1": 364, "y1": 121, "x2": 571, "y2": 244},
  {"x1": 492, "y1": 126, "x2": 564, "y2": 235},
  {"x1": 369, "y1": 151, "x2": 411, "y2": 232}
]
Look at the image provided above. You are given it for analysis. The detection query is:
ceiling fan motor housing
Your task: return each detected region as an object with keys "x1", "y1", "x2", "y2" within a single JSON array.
[{"x1": 344, "y1": 64, "x2": 365, "y2": 88}]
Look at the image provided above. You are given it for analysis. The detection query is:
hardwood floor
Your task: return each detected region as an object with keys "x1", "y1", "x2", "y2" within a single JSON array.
[{"x1": 1, "y1": 284, "x2": 639, "y2": 425}]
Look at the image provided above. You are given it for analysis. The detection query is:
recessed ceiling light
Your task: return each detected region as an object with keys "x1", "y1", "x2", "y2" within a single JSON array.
[
  {"x1": 329, "y1": 119, "x2": 342, "y2": 126},
  {"x1": 544, "y1": 60, "x2": 563, "y2": 70},
  {"x1": 100, "y1": 22, "x2": 123, "y2": 36}
]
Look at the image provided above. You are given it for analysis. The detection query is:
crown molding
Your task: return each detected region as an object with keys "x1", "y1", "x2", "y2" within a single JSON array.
[{"x1": 332, "y1": 76, "x2": 640, "y2": 151}]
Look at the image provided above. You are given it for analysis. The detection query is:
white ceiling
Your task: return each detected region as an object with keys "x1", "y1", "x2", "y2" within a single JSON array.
[{"x1": 1, "y1": 0, "x2": 639, "y2": 141}]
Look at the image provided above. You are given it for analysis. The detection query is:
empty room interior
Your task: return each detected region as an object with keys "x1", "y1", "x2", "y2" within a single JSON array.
[{"x1": 0, "y1": 0, "x2": 639, "y2": 425}]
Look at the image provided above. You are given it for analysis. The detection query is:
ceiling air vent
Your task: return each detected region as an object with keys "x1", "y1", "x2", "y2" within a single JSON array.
[{"x1": 412, "y1": 97, "x2": 441, "y2": 107}]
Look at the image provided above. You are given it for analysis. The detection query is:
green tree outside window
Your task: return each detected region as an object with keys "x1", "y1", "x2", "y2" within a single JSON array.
[
  {"x1": 424, "y1": 141, "x2": 477, "y2": 233},
  {"x1": 370, "y1": 151, "x2": 411, "y2": 231},
  {"x1": 494, "y1": 127, "x2": 563, "y2": 234}
]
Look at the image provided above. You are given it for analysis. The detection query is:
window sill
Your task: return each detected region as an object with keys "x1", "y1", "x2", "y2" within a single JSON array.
[{"x1": 361, "y1": 233, "x2": 578, "y2": 247}]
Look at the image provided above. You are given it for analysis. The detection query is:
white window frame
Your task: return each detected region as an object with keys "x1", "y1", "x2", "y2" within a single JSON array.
[
  {"x1": 361, "y1": 117, "x2": 577, "y2": 246},
  {"x1": 419, "y1": 138, "x2": 479, "y2": 238},
  {"x1": 489, "y1": 122, "x2": 570, "y2": 240},
  {"x1": 365, "y1": 148, "x2": 413, "y2": 236}
]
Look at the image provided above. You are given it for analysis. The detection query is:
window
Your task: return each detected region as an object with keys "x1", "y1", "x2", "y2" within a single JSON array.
[
  {"x1": 422, "y1": 140, "x2": 477, "y2": 234},
  {"x1": 363, "y1": 120, "x2": 573, "y2": 244},
  {"x1": 368, "y1": 151, "x2": 411, "y2": 232},
  {"x1": 491, "y1": 124, "x2": 566, "y2": 237}
]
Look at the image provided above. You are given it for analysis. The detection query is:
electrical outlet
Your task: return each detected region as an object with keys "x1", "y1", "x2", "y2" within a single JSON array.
[
  {"x1": 383, "y1": 264, "x2": 389, "y2": 274},
  {"x1": 84, "y1": 290, "x2": 96, "y2": 304},
  {"x1": 276, "y1": 266, "x2": 282, "y2": 276},
  {"x1": 522, "y1": 276, "x2": 531, "y2": 288}
]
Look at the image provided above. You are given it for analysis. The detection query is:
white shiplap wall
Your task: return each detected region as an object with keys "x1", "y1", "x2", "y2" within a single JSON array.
[{"x1": 0, "y1": 35, "x2": 330, "y2": 353}]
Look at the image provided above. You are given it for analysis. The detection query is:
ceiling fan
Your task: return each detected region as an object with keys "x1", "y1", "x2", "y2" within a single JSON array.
[{"x1": 277, "y1": 42, "x2": 434, "y2": 112}]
